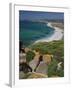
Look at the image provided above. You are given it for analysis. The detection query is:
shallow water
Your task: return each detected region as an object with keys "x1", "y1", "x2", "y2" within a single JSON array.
[{"x1": 19, "y1": 20, "x2": 54, "y2": 46}]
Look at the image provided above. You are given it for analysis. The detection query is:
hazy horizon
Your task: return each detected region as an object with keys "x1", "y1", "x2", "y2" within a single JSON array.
[{"x1": 19, "y1": 10, "x2": 64, "y2": 21}]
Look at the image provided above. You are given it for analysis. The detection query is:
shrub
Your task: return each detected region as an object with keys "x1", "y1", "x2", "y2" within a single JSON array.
[
  {"x1": 48, "y1": 59, "x2": 58, "y2": 77},
  {"x1": 56, "y1": 70, "x2": 64, "y2": 77},
  {"x1": 48, "y1": 59, "x2": 64, "y2": 77},
  {"x1": 26, "y1": 51, "x2": 35, "y2": 63}
]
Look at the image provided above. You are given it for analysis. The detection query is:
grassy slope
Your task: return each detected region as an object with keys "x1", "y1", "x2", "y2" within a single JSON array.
[
  {"x1": 28, "y1": 40, "x2": 64, "y2": 77},
  {"x1": 29, "y1": 40, "x2": 64, "y2": 62}
]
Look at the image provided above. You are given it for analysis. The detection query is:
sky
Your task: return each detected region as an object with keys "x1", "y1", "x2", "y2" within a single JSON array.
[{"x1": 19, "y1": 10, "x2": 64, "y2": 21}]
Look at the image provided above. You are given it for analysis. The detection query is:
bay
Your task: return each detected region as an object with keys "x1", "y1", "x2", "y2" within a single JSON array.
[{"x1": 19, "y1": 20, "x2": 55, "y2": 46}]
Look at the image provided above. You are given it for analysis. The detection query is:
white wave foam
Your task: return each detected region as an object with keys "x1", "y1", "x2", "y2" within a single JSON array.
[{"x1": 34, "y1": 22, "x2": 63, "y2": 43}]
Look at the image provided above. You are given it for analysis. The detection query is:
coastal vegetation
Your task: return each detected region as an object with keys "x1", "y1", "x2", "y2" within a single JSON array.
[
  {"x1": 19, "y1": 40, "x2": 64, "y2": 78},
  {"x1": 28, "y1": 40, "x2": 64, "y2": 77},
  {"x1": 48, "y1": 59, "x2": 64, "y2": 77},
  {"x1": 19, "y1": 24, "x2": 64, "y2": 78},
  {"x1": 26, "y1": 51, "x2": 35, "y2": 63},
  {"x1": 29, "y1": 40, "x2": 64, "y2": 62}
]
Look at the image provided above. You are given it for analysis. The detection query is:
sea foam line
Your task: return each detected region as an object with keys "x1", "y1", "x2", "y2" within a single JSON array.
[{"x1": 34, "y1": 22, "x2": 63, "y2": 43}]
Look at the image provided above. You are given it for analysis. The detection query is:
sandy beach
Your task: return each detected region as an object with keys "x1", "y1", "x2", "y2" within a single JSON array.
[{"x1": 35, "y1": 22, "x2": 63, "y2": 43}]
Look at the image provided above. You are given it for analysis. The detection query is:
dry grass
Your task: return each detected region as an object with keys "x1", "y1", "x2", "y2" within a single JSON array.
[{"x1": 19, "y1": 72, "x2": 48, "y2": 79}]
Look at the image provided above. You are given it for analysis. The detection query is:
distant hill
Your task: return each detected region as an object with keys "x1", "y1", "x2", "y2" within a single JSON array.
[{"x1": 20, "y1": 18, "x2": 64, "y2": 24}]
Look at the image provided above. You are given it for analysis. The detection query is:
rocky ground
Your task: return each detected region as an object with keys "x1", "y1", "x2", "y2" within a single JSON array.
[{"x1": 19, "y1": 50, "x2": 52, "y2": 79}]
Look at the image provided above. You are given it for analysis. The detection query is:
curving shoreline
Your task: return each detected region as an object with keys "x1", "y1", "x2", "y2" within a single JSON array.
[{"x1": 34, "y1": 22, "x2": 63, "y2": 43}]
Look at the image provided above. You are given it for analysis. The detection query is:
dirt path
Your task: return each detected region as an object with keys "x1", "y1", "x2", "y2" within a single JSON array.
[
  {"x1": 29, "y1": 59, "x2": 38, "y2": 71},
  {"x1": 29, "y1": 59, "x2": 48, "y2": 75},
  {"x1": 36, "y1": 61, "x2": 48, "y2": 75}
]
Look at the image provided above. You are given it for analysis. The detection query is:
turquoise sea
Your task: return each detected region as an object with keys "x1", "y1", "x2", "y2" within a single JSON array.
[{"x1": 19, "y1": 20, "x2": 55, "y2": 46}]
